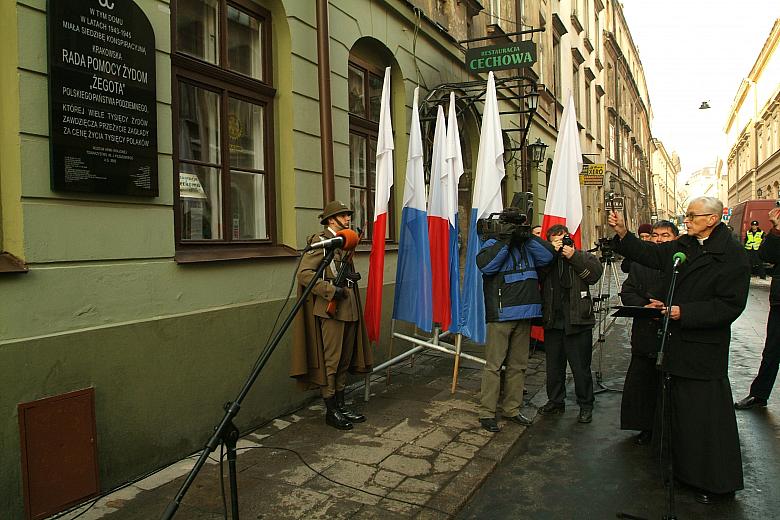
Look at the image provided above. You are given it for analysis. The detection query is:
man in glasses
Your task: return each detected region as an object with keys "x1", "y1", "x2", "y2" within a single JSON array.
[
  {"x1": 608, "y1": 197, "x2": 749, "y2": 505},
  {"x1": 619, "y1": 220, "x2": 679, "y2": 446}
]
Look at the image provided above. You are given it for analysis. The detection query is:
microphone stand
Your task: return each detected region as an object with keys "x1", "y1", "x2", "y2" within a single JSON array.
[
  {"x1": 617, "y1": 255, "x2": 682, "y2": 520},
  {"x1": 655, "y1": 257, "x2": 683, "y2": 520},
  {"x1": 161, "y1": 247, "x2": 337, "y2": 520}
]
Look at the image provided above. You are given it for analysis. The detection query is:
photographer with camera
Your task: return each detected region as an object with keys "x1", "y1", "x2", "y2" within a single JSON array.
[
  {"x1": 537, "y1": 225, "x2": 603, "y2": 424},
  {"x1": 475, "y1": 211, "x2": 555, "y2": 432}
]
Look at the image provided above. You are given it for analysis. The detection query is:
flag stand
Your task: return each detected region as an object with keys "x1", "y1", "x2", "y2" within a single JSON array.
[{"x1": 361, "y1": 328, "x2": 486, "y2": 403}]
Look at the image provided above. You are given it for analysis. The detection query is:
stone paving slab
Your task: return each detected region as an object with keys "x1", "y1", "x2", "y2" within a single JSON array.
[{"x1": 49, "y1": 348, "x2": 547, "y2": 520}]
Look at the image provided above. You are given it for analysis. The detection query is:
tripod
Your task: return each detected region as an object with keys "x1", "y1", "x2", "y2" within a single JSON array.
[
  {"x1": 161, "y1": 248, "x2": 337, "y2": 520},
  {"x1": 591, "y1": 241, "x2": 623, "y2": 394}
]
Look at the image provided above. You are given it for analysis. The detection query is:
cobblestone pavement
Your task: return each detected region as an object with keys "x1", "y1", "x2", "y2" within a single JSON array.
[{"x1": 51, "y1": 336, "x2": 547, "y2": 520}]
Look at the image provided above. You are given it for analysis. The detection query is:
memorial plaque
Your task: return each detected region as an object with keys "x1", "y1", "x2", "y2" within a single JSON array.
[{"x1": 48, "y1": 0, "x2": 157, "y2": 196}]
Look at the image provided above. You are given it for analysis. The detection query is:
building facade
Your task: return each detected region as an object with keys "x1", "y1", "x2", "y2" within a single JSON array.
[
  {"x1": 725, "y1": 19, "x2": 780, "y2": 206},
  {"x1": 0, "y1": 1, "x2": 663, "y2": 516},
  {"x1": 650, "y1": 138, "x2": 681, "y2": 222}
]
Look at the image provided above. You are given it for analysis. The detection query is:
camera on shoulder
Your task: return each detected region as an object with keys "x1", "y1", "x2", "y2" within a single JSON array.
[{"x1": 476, "y1": 192, "x2": 534, "y2": 243}]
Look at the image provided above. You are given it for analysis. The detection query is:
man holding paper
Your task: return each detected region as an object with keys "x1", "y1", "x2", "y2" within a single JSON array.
[
  {"x1": 608, "y1": 196, "x2": 749, "y2": 504},
  {"x1": 619, "y1": 220, "x2": 679, "y2": 446}
]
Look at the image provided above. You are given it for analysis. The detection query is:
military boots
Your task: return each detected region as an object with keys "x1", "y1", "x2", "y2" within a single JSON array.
[
  {"x1": 324, "y1": 397, "x2": 353, "y2": 430},
  {"x1": 336, "y1": 390, "x2": 366, "y2": 423}
]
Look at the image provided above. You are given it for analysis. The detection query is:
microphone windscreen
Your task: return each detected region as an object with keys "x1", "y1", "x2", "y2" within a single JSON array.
[
  {"x1": 672, "y1": 252, "x2": 687, "y2": 264},
  {"x1": 336, "y1": 229, "x2": 360, "y2": 250}
]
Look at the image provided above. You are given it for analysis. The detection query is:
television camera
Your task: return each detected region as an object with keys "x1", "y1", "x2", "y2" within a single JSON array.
[{"x1": 476, "y1": 192, "x2": 534, "y2": 243}]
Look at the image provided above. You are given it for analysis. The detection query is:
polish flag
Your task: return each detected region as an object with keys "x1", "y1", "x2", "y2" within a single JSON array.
[
  {"x1": 364, "y1": 67, "x2": 394, "y2": 343},
  {"x1": 392, "y1": 87, "x2": 433, "y2": 332},
  {"x1": 541, "y1": 91, "x2": 583, "y2": 248},
  {"x1": 427, "y1": 106, "x2": 451, "y2": 330},
  {"x1": 460, "y1": 72, "x2": 504, "y2": 344},
  {"x1": 444, "y1": 92, "x2": 464, "y2": 334}
]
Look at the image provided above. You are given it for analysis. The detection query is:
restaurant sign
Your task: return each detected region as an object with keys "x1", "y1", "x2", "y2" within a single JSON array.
[{"x1": 465, "y1": 41, "x2": 537, "y2": 73}]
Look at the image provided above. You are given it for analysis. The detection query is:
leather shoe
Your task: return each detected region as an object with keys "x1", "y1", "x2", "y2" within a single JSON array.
[
  {"x1": 695, "y1": 491, "x2": 735, "y2": 505},
  {"x1": 506, "y1": 413, "x2": 533, "y2": 426},
  {"x1": 734, "y1": 395, "x2": 768, "y2": 410},
  {"x1": 324, "y1": 397, "x2": 353, "y2": 430},
  {"x1": 577, "y1": 408, "x2": 593, "y2": 423},
  {"x1": 634, "y1": 430, "x2": 652, "y2": 445},
  {"x1": 479, "y1": 418, "x2": 500, "y2": 432},
  {"x1": 538, "y1": 401, "x2": 565, "y2": 415}
]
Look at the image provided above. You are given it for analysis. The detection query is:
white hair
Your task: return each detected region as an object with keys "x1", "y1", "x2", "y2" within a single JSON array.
[{"x1": 689, "y1": 196, "x2": 723, "y2": 216}]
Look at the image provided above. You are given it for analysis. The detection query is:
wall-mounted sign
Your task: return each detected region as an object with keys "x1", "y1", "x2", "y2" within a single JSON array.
[
  {"x1": 465, "y1": 41, "x2": 537, "y2": 74},
  {"x1": 48, "y1": 0, "x2": 158, "y2": 196},
  {"x1": 605, "y1": 195, "x2": 625, "y2": 211},
  {"x1": 579, "y1": 163, "x2": 605, "y2": 186}
]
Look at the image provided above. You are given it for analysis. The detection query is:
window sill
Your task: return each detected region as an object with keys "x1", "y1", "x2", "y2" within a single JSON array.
[
  {"x1": 175, "y1": 244, "x2": 300, "y2": 264},
  {"x1": 0, "y1": 252, "x2": 29, "y2": 273}
]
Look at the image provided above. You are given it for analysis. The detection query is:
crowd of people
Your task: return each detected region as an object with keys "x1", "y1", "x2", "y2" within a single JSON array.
[{"x1": 288, "y1": 196, "x2": 778, "y2": 507}]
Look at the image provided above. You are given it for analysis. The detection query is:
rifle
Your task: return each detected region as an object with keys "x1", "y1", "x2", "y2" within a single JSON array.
[{"x1": 326, "y1": 227, "x2": 364, "y2": 318}]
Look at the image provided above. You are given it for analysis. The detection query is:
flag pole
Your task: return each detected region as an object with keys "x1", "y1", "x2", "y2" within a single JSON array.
[{"x1": 450, "y1": 332, "x2": 463, "y2": 393}]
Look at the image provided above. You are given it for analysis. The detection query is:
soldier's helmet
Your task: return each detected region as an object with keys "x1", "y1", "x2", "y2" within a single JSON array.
[{"x1": 319, "y1": 200, "x2": 353, "y2": 225}]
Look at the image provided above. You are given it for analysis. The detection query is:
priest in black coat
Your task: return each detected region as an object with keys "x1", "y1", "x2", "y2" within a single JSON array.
[{"x1": 608, "y1": 196, "x2": 749, "y2": 503}]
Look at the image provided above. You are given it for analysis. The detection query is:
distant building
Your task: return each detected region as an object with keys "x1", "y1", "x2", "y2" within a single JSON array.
[
  {"x1": 650, "y1": 138, "x2": 681, "y2": 221},
  {"x1": 725, "y1": 19, "x2": 780, "y2": 206}
]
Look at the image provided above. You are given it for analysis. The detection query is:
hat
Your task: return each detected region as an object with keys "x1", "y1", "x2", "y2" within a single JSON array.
[
  {"x1": 319, "y1": 200, "x2": 353, "y2": 225},
  {"x1": 751, "y1": 220, "x2": 759, "y2": 226},
  {"x1": 638, "y1": 223, "x2": 653, "y2": 235}
]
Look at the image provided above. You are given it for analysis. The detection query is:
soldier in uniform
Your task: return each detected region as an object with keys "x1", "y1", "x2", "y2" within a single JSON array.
[{"x1": 290, "y1": 201, "x2": 373, "y2": 430}]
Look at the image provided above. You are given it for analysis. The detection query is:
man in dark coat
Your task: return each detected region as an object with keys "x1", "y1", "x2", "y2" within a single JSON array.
[
  {"x1": 608, "y1": 196, "x2": 749, "y2": 504},
  {"x1": 538, "y1": 225, "x2": 603, "y2": 424},
  {"x1": 290, "y1": 201, "x2": 372, "y2": 430},
  {"x1": 735, "y1": 206, "x2": 780, "y2": 409},
  {"x1": 619, "y1": 220, "x2": 679, "y2": 445}
]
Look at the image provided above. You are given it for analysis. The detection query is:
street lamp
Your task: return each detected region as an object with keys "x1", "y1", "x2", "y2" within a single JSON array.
[
  {"x1": 527, "y1": 138, "x2": 548, "y2": 167},
  {"x1": 526, "y1": 91, "x2": 540, "y2": 112}
]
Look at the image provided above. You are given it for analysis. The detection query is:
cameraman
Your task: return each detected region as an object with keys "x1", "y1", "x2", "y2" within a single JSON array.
[
  {"x1": 538, "y1": 225, "x2": 603, "y2": 423},
  {"x1": 476, "y1": 225, "x2": 555, "y2": 432}
]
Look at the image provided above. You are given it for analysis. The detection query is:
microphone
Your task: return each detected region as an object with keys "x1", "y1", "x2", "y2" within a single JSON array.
[
  {"x1": 672, "y1": 252, "x2": 687, "y2": 268},
  {"x1": 306, "y1": 229, "x2": 360, "y2": 251}
]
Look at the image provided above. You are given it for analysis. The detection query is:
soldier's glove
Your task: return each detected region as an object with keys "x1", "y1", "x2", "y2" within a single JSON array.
[
  {"x1": 346, "y1": 272, "x2": 361, "y2": 282},
  {"x1": 333, "y1": 287, "x2": 349, "y2": 300}
]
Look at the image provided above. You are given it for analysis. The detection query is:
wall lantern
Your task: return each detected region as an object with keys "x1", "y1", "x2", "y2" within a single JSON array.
[{"x1": 527, "y1": 138, "x2": 548, "y2": 167}]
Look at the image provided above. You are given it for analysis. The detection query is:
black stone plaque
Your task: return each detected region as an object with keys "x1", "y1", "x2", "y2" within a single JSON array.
[{"x1": 48, "y1": 0, "x2": 158, "y2": 196}]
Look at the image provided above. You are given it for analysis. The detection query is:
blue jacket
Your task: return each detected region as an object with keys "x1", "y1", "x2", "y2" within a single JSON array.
[{"x1": 477, "y1": 236, "x2": 555, "y2": 322}]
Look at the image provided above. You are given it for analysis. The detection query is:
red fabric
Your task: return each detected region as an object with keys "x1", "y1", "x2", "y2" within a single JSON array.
[
  {"x1": 427, "y1": 216, "x2": 451, "y2": 330},
  {"x1": 531, "y1": 325, "x2": 544, "y2": 342},
  {"x1": 365, "y1": 212, "x2": 387, "y2": 343},
  {"x1": 541, "y1": 214, "x2": 582, "y2": 249}
]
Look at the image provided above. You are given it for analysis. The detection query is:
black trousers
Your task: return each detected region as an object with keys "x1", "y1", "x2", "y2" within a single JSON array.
[
  {"x1": 544, "y1": 328, "x2": 594, "y2": 408},
  {"x1": 748, "y1": 249, "x2": 766, "y2": 278},
  {"x1": 621, "y1": 354, "x2": 660, "y2": 431},
  {"x1": 750, "y1": 305, "x2": 780, "y2": 400}
]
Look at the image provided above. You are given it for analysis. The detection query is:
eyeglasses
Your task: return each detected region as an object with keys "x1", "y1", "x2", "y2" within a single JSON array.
[{"x1": 683, "y1": 212, "x2": 714, "y2": 220}]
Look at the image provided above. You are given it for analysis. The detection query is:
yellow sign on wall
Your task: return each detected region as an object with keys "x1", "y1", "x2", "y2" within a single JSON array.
[{"x1": 579, "y1": 164, "x2": 605, "y2": 186}]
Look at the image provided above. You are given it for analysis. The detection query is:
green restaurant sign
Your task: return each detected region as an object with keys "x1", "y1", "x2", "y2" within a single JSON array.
[{"x1": 465, "y1": 41, "x2": 537, "y2": 73}]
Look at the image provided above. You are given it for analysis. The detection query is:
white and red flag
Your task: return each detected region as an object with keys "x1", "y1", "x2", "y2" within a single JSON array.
[
  {"x1": 364, "y1": 67, "x2": 394, "y2": 343},
  {"x1": 541, "y1": 90, "x2": 583, "y2": 248},
  {"x1": 427, "y1": 105, "x2": 451, "y2": 330},
  {"x1": 460, "y1": 72, "x2": 504, "y2": 344}
]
